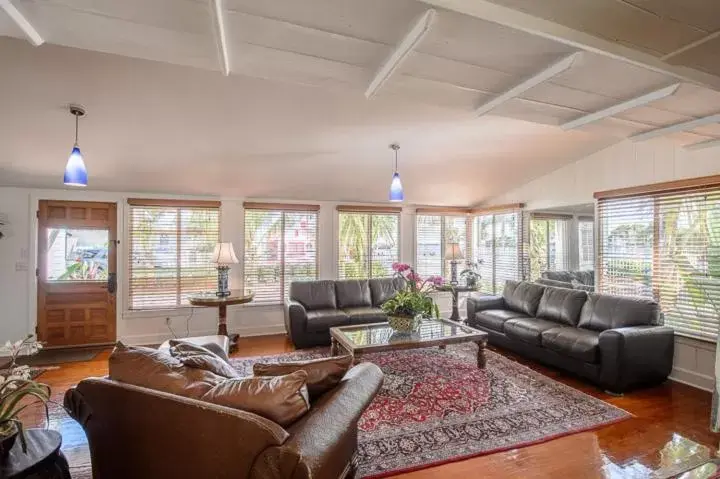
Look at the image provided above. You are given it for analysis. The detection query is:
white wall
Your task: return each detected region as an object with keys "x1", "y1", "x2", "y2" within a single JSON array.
[
  {"x1": 0, "y1": 186, "x2": 458, "y2": 347},
  {"x1": 484, "y1": 138, "x2": 720, "y2": 391}
]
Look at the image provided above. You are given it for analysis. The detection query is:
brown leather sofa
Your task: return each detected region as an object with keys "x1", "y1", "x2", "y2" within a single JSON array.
[
  {"x1": 64, "y1": 362, "x2": 383, "y2": 479},
  {"x1": 285, "y1": 278, "x2": 404, "y2": 348},
  {"x1": 467, "y1": 280, "x2": 674, "y2": 393}
]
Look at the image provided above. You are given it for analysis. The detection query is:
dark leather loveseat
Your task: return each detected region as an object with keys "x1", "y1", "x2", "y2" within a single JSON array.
[
  {"x1": 467, "y1": 280, "x2": 674, "y2": 393},
  {"x1": 285, "y1": 278, "x2": 404, "y2": 348}
]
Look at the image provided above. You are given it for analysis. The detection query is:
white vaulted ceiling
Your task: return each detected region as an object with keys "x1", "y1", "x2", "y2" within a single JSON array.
[{"x1": 2, "y1": 0, "x2": 720, "y2": 205}]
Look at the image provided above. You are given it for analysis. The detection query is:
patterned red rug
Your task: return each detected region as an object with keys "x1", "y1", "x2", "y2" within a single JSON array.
[{"x1": 231, "y1": 344, "x2": 631, "y2": 478}]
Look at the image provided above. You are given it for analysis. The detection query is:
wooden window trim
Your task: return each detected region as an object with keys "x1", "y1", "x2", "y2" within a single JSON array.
[
  {"x1": 336, "y1": 205, "x2": 402, "y2": 214},
  {"x1": 415, "y1": 207, "x2": 471, "y2": 215},
  {"x1": 127, "y1": 198, "x2": 221, "y2": 208},
  {"x1": 243, "y1": 202, "x2": 320, "y2": 212},
  {"x1": 594, "y1": 174, "x2": 720, "y2": 200},
  {"x1": 470, "y1": 203, "x2": 525, "y2": 215}
]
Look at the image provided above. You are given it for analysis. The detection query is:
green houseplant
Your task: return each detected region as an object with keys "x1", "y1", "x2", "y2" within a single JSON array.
[{"x1": 381, "y1": 263, "x2": 442, "y2": 333}]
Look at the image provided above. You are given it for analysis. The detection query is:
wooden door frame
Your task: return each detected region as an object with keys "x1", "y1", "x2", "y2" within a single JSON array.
[{"x1": 29, "y1": 193, "x2": 123, "y2": 346}]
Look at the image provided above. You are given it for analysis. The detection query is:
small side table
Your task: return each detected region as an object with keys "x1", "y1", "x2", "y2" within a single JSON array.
[
  {"x1": 435, "y1": 285, "x2": 477, "y2": 321},
  {"x1": 1, "y1": 429, "x2": 70, "y2": 479},
  {"x1": 188, "y1": 291, "x2": 254, "y2": 352}
]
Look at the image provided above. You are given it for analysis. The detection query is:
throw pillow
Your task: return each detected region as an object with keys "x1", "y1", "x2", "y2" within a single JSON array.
[
  {"x1": 109, "y1": 342, "x2": 223, "y2": 399},
  {"x1": 202, "y1": 371, "x2": 310, "y2": 427},
  {"x1": 253, "y1": 355, "x2": 353, "y2": 399},
  {"x1": 168, "y1": 340, "x2": 239, "y2": 379}
]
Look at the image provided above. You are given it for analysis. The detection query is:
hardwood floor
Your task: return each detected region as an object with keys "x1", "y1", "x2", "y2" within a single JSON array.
[{"x1": 20, "y1": 334, "x2": 720, "y2": 478}]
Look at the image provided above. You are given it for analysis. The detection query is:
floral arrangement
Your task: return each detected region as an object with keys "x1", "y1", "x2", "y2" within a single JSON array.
[
  {"x1": 0, "y1": 335, "x2": 50, "y2": 453},
  {"x1": 381, "y1": 263, "x2": 443, "y2": 322}
]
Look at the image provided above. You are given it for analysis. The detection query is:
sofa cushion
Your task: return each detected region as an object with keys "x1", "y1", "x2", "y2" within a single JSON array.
[
  {"x1": 306, "y1": 310, "x2": 350, "y2": 332},
  {"x1": 342, "y1": 306, "x2": 386, "y2": 325},
  {"x1": 369, "y1": 277, "x2": 404, "y2": 306},
  {"x1": 578, "y1": 293, "x2": 660, "y2": 332},
  {"x1": 536, "y1": 287, "x2": 588, "y2": 326},
  {"x1": 541, "y1": 327, "x2": 600, "y2": 363},
  {"x1": 503, "y1": 318, "x2": 560, "y2": 345},
  {"x1": 472, "y1": 309, "x2": 530, "y2": 333},
  {"x1": 502, "y1": 281, "x2": 546, "y2": 316},
  {"x1": 335, "y1": 280, "x2": 372, "y2": 308},
  {"x1": 253, "y1": 355, "x2": 353, "y2": 400},
  {"x1": 290, "y1": 280, "x2": 337, "y2": 310}
]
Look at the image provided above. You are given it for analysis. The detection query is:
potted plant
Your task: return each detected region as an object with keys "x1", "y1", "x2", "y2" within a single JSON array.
[
  {"x1": 0, "y1": 335, "x2": 50, "y2": 458},
  {"x1": 460, "y1": 261, "x2": 481, "y2": 289},
  {"x1": 381, "y1": 263, "x2": 442, "y2": 333}
]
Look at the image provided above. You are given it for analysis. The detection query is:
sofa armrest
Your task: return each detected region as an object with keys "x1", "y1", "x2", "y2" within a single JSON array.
[
  {"x1": 467, "y1": 293, "x2": 505, "y2": 319},
  {"x1": 599, "y1": 326, "x2": 674, "y2": 393},
  {"x1": 284, "y1": 299, "x2": 308, "y2": 339},
  {"x1": 66, "y1": 377, "x2": 289, "y2": 479},
  {"x1": 252, "y1": 362, "x2": 384, "y2": 479}
]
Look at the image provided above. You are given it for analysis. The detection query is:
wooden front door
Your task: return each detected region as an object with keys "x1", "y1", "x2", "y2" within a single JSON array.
[{"x1": 37, "y1": 200, "x2": 117, "y2": 347}]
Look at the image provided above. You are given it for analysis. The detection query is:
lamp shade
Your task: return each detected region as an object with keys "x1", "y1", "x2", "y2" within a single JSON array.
[
  {"x1": 444, "y1": 242, "x2": 464, "y2": 261},
  {"x1": 211, "y1": 242, "x2": 239, "y2": 265},
  {"x1": 64, "y1": 146, "x2": 88, "y2": 187},
  {"x1": 389, "y1": 172, "x2": 404, "y2": 202}
]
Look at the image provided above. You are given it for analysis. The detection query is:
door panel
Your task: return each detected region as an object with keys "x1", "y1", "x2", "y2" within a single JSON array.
[{"x1": 37, "y1": 200, "x2": 117, "y2": 348}]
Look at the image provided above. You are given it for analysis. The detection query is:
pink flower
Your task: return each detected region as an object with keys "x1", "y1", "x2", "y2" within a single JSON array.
[{"x1": 392, "y1": 262, "x2": 411, "y2": 272}]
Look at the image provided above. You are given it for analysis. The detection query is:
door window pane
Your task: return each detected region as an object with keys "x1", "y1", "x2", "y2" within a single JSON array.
[{"x1": 45, "y1": 228, "x2": 109, "y2": 281}]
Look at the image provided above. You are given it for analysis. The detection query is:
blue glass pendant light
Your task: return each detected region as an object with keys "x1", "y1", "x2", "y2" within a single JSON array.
[
  {"x1": 389, "y1": 143, "x2": 404, "y2": 202},
  {"x1": 64, "y1": 105, "x2": 88, "y2": 187}
]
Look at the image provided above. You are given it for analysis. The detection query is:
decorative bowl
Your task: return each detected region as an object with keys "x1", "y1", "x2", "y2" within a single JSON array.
[{"x1": 388, "y1": 315, "x2": 422, "y2": 334}]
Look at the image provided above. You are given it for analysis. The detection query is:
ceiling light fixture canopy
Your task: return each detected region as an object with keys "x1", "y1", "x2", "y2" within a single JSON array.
[
  {"x1": 64, "y1": 104, "x2": 88, "y2": 187},
  {"x1": 389, "y1": 143, "x2": 404, "y2": 202}
]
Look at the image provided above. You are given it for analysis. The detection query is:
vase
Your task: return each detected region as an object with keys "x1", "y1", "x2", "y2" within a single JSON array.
[
  {"x1": 388, "y1": 315, "x2": 421, "y2": 334},
  {"x1": 0, "y1": 424, "x2": 18, "y2": 461}
]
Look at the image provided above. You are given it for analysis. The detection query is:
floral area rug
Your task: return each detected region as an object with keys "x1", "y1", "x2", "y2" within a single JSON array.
[{"x1": 231, "y1": 343, "x2": 631, "y2": 478}]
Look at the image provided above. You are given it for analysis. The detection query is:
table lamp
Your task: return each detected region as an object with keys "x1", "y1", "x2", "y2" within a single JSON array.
[
  {"x1": 212, "y1": 242, "x2": 239, "y2": 297},
  {"x1": 445, "y1": 242, "x2": 465, "y2": 285}
]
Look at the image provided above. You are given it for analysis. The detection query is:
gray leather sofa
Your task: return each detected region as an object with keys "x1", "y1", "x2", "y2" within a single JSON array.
[
  {"x1": 285, "y1": 278, "x2": 404, "y2": 349},
  {"x1": 467, "y1": 280, "x2": 674, "y2": 393}
]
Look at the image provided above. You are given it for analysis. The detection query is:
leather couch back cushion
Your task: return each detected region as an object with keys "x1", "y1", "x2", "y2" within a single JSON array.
[
  {"x1": 109, "y1": 342, "x2": 223, "y2": 399},
  {"x1": 536, "y1": 287, "x2": 588, "y2": 326},
  {"x1": 335, "y1": 280, "x2": 372, "y2": 308},
  {"x1": 369, "y1": 277, "x2": 404, "y2": 306},
  {"x1": 290, "y1": 280, "x2": 337, "y2": 310},
  {"x1": 502, "y1": 281, "x2": 546, "y2": 316},
  {"x1": 578, "y1": 293, "x2": 660, "y2": 331}
]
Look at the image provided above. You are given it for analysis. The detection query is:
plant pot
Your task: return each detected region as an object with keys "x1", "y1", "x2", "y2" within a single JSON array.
[
  {"x1": 387, "y1": 315, "x2": 421, "y2": 334},
  {"x1": 0, "y1": 424, "x2": 18, "y2": 461}
]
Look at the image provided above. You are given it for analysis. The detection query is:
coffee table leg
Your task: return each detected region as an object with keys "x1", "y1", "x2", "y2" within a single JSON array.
[
  {"x1": 330, "y1": 337, "x2": 338, "y2": 356},
  {"x1": 476, "y1": 338, "x2": 488, "y2": 368}
]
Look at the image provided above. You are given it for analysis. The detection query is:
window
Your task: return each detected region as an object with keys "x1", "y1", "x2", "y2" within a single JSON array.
[
  {"x1": 337, "y1": 206, "x2": 400, "y2": 279},
  {"x1": 472, "y1": 208, "x2": 524, "y2": 294},
  {"x1": 128, "y1": 199, "x2": 220, "y2": 310},
  {"x1": 597, "y1": 177, "x2": 720, "y2": 340},
  {"x1": 578, "y1": 218, "x2": 595, "y2": 271},
  {"x1": 415, "y1": 211, "x2": 469, "y2": 280},
  {"x1": 243, "y1": 203, "x2": 318, "y2": 304},
  {"x1": 529, "y1": 214, "x2": 571, "y2": 280}
]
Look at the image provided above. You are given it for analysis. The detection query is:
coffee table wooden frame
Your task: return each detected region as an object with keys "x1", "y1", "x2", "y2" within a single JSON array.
[{"x1": 329, "y1": 318, "x2": 489, "y2": 368}]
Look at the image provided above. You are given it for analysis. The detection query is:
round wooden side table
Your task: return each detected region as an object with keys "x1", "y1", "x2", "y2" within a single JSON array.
[
  {"x1": 1, "y1": 429, "x2": 70, "y2": 479},
  {"x1": 188, "y1": 291, "x2": 254, "y2": 351}
]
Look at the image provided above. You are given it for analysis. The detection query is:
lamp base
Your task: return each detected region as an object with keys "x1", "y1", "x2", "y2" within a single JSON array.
[{"x1": 216, "y1": 266, "x2": 231, "y2": 297}]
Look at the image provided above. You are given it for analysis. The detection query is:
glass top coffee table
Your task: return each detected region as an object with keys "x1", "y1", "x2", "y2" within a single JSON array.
[{"x1": 329, "y1": 318, "x2": 489, "y2": 368}]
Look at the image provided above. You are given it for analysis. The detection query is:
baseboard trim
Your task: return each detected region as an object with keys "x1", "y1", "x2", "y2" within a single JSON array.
[{"x1": 669, "y1": 366, "x2": 714, "y2": 392}]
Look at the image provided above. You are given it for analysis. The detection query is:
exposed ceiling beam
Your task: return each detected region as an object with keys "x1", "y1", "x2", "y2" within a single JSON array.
[
  {"x1": 631, "y1": 113, "x2": 720, "y2": 142},
  {"x1": 0, "y1": 0, "x2": 43, "y2": 46},
  {"x1": 683, "y1": 138, "x2": 720, "y2": 151},
  {"x1": 420, "y1": 0, "x2": 720, "y2": 91},
  {"x1": 661, "y1": 31, "x2": 720, "y2": 61},
  {"x1": 210, "y1": 0, "x2": 230, "y2": 76},
  {"x1": 475, "y1": 52, "x2": 579, "y2": 116},
  {"x1": 560, "y1": 83, "x2": 681, "y2": 130},
  {"x1": 365, "y1": 9, "x2": 436, "y2": 99}
]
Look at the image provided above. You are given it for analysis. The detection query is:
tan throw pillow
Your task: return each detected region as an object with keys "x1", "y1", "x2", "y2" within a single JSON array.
[
  {"x1": 109, "y1": 342, "x2": 223, "y2": 399},
  {"x1": 253, "y1": 355, "x2": 353, "y2": 399},
  {"x1": 168, "y1": 341, "x2": 239, "y2": 379},
  {"x1": 202, "y1": 371, "x2": 310, "y2": 427}
]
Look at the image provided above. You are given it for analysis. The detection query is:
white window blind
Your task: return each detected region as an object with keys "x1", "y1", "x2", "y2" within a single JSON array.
[
  {"x1": 597, "y1": 180, "x2": 720, "y2": 341},
  {"x1": 243, "y1": 204, "x2": 318, "y2": 304},
  {"x1": 529, "y1": 215, "x2": 571, "y2": 280},
  {"x1": 472, "y1": 210, "x2": 524, "y2": 294},
  {"x1": 128, "y1": 200, "x2": 220, "y2": 310},
  {"x1": 338, "y1": 208, "x2": 399, "y2": 279},
  {"x1": 578, "y1": 218, "x2": 595, "y2": 271},
  {"x1": 416, "y1": 213, "x2": 469, "y2": 280}
]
